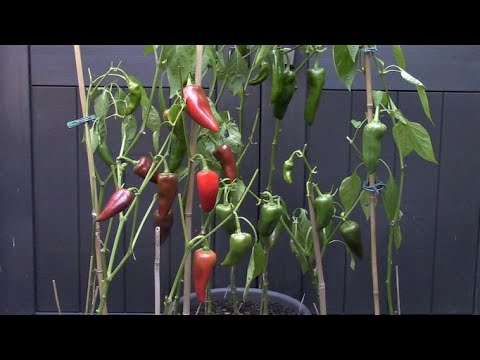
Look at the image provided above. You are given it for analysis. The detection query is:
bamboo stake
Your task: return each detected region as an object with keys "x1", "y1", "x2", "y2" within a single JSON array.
[
  {"x1": 307, "y1": 196, "x2": 327, "y2": 315},
  {"x1": 52, "y1": 280, "x2": 62, "y2": 315},
  {"x1": 154, "y1": 226, "x2": 161, "y2": 315},
  {"x1": 182, "y1": 45, "x2": 204, "y2": 315},
  {"x1": 73, "y1": 45, "x2": 108, "y2": 315},
  {"x1": 363, "y1": 45, "x2": 380, "y2": 315}
]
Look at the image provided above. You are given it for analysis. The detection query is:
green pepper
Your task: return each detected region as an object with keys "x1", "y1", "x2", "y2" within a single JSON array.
[
  {"x1": 249, "y1": 61, "x2": 270, "y2": 86},
  {"x1": 221, "y1": 232, "x2": 252, "y2": 266},
  {"x1": 283, "y1": 157, "x2": 294, "y2": 184},
  {"x1": 270, "y1": 48, "x2": 284, "y2": 104},
  {"x1": 96, "y1": 140, "x2": 115, "y2": 167},
  {"x1": 313, "y1": 194, "x2": 334, "y2": 231},
  {"x1": 362, "y1": 118, "x2": 387, "y2": 174},
  {"x1": 339, "y1": 220, "x2": 363, "y2": 260},
  {"x1": 304, "y1": 65, "x2": 325, "y2": 126},
  {"x1": 272, "y1": 68, "x2": 296, "y2": 120},
  {"x1": 258, "y1": 200, "x2": 283, "y2": 249},
  {"x1": 168, "y1": 134, "x2": 187, "y2": 173},
  {"x1": 125, "y1": 76, "x2": 142, "y2": 116},
  {"x1": 215, "y1": 203, "x2": 237, "y2": 235}
]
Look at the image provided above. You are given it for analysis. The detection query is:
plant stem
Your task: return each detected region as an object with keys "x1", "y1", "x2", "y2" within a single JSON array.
[
  {"x1": 395, "y1": 265, "x2": 401, "y2": 315},
  {"x1": 260, "y1": 250, "x2": 270, "y2": 315},
  {"x1": 154, "y1": 226, "x2": 161, "y2": 315},
  {"x1": 183, "y1": 45, "x2": 205, "y2": 315},
  {"x1": 364, "y1": 44, "x2": 381, "y2": 315},
  {"x1": 236, "y1": 109, "x2": 260, "y2": 167},
  {"x1": 267, "y1": 118, "x2": 282, "y2": 192},
  {"x1": 230, "y1": 266, "x2": 239, "y2": 315},
  {"x1": 386, "y1": 157, "x2": 405, "y2": 314},
  {"x1": 84, "y1": 255, "x2": 94, "y2": 314},
  {"x1": 206, "y1": 282, "x2": 213, "y2": 314},
  {"x1": 239, "y1": 90, "x2": 246, "y2": 137},
  {"x1": 307, "y1": 195, "x2": 327, "y2": 315}
]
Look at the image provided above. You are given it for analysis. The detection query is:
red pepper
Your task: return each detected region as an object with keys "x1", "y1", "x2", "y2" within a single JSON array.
[
  {"x1": 95, "y1": 188, "x2": 135, "y2": 222},
  {"x1": 157, "y1": 173, "x2": 178, "y2": 220},
  {"x1": 213, "y1": 144, "x2": 237, "y2": 182},
  {"x1": 197, "y1": 169, "x2": 219, "y2": 212},
  {"x1": 183, "y1": 85, "x2": 220, "y2": 133},
  {"x1": 133, "y1": 156, "x2": 159, "y2": 183},
  {"x1": 153, "y1": 209, "x2": 174, "y2": 245},
  {"x1": 193, "y1": 248, "x2": 217, "y2": 303}
]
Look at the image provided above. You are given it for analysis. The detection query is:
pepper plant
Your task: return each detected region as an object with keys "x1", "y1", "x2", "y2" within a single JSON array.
[{"x1": 74, "y1": 44, "x2": 436, "y2": 315}]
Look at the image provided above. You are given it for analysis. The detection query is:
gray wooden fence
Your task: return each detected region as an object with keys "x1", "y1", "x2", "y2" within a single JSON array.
[{"x1": 1, "y1": 45, "x2": 480, "y2": 314}]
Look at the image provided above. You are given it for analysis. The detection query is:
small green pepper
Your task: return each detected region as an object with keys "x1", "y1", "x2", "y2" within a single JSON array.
[
  {"x1": 362, "y1": 118, "x2": 387, "y2": 174},
  {"x1": 249, "y1": 61, "x2": 270, "y2": 86},
  {"x1": 258, "y1": 199, "x2": 283, "y2": 249},
  {"x1": 125, "y1": 76, "x2": 142, "y2": 116},
  {"x1": 221, "y1": 232, "x2": 252, "y2": 266},
  {"x1": 339, "y1": 220, "x2": 363, "y2": 260},
  {"x1": 272, "y1": 68, "x2": 295, "y2": 120},
  {"x1": 304, "y1": 65, "x2": 325, "y2": 126},
  {"x1": 215, "y1": 203, "x2": 237, "y2": 235},
  {"x1": 168, "y1": 134, "x2": 187, "y2": 173},
  {"x1": 96, "y1": 140, "x2": 115, "y2": 167},
  {"x1": 283, "y1": 157, "x2": 294, "y2": 184},
  {"x1": 313, "y1": 194, "x2": 334, "y2": 231}
]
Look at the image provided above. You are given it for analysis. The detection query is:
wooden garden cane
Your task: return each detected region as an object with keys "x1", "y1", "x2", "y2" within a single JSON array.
[
  {"x1": 363, "y1": 45, "x2": 380, "y2": 315},
  {"x1": 73, "y1": 45, "x2": 108, "y2": 315},
  {"x1": 182, "y1": 45, "x2": 204, "y2": 315}
]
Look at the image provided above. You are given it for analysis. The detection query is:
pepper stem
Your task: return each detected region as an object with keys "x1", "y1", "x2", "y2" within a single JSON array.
[{"x1": 191, "y1": 153, "x2": 209, "y2": 171}]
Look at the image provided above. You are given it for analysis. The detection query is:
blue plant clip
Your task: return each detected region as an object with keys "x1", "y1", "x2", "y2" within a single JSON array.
[{"x1": 66, "y1": 114, "x2": 96, "y2": 129}]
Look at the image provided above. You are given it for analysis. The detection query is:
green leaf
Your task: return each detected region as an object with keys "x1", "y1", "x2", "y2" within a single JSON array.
[
  {"x1": 392, "y1": 45, "x2": 407, "y2": 69},
  {"x1": 382, "y1": 174, "x2": 399, "y2": 222},
  {"x1": 333, "y1": 45, "x2": 359, "y2": 91},
  {"x1": 400, "y1": 69, "x2": 424, "y2": 87},
  {"x1": 166, "y1": 103, "x2": 184, "y2": 137},
  {"x1": 408, "y1": 121, "x2": 437, "y2": 164},
  {"x1": 165, "y1": 45, "x2": 196, "y2": 98},
  {"x1": 225, "y1": 50, "x2": 249, "y2": 95},
  {"x1": 243, "y1": 242, "x2": 266, "y2": 300},
  {"x1": 253, "y1": 45, "x2": 274, "y2": 68},
  {"x1": 393, "y1": 122, "x2": 414, "y2": 159},
  {"x1": 203, "y1": 45, "x2": 216, "y2": 70},
  {"x1": 339, "y1": 172, "x2": 361, "y2": 213},
  {"x1": 391, "y1": 224, "x2": 402, "y2": 250},
  {"x1": 373, "y1": 90, "x2": 388, "y2": 107},
  {"x1": 94, "y1": 89, "x2": 109, "y2": 120},
  {"x1": 221, "y1": 121, "x2": 242, "y2": 155},
  {"x1": 231, "y1": 179, "x2": 246, "y2": 206},
  {"x1": 114, "y1": 88, "x2": 126, "y2": 116},
  {"x1": 216, "y1": 50, "x2": 227, "y2": 81},
  {"x1": 296, "y1": 208, "x2": 313, "y2": 251},
  {"x1": 152, "y1": 130, "x2": 160, "y2": 153},
  {"x1": 123, "y1": 115, "x2": 137, "y2": 147},
  {"x1": 347, "y1": 45, "x2": 360, "y2": 62},
  {"x1": 143, "y1": 45, "x2": 158, "y2": 55},
  {"x1": 139, "y1": 86, "x2": 161, "y2": 132},
  {"x1": 416, "y1": 85, "x2": 433, "y2": 124},
  {"x1": 351, "y1": 119, "x2": 363, "y2": 129},
  {"x1": 290, "y1": 238, "x2": 310, "y2": 274},
  {"x1": 90, "y1": 127, "x2": 101, "y2": 154},
  {"x1": 392, "y1": 109, "x2": 408, "y2": 125},
  {"x1": 360, "y1": 190, "x2": 370, "y2": 220}
]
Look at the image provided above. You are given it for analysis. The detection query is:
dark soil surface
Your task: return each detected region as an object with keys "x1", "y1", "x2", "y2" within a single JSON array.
[{"x1": 191, "y1": 299, "x2": 302, "y2": 315}]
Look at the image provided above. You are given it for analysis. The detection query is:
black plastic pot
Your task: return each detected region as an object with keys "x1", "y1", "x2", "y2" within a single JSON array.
[{"x1": 181, "y1": 287, "x2": 312, "y2": 315}]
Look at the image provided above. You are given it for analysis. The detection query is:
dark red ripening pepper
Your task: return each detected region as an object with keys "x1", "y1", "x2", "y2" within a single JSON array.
[
  {"x1": 213, "y1": 144, "x2": 237, "y2": 182},
  {"x1": 193, "y1": 248, "x2": 217, "y2": 303},
  {"x1": 153, "y1": 209, "x2": 174, "y2": 245},
  {"x1": 157, "y1": 173, "x2": 178, "y2": 220},
  {"x1": 133, "y1": 156, "x2": 159, "y2": 183},
  {"x1": 96, "y1": 188, "x2": 135, "y2": 222},
  {"x1": 183, "y1": 85, "x2": 219, "y2": 133},
  {"x1": 197, "y1": 170, "x2": 219, "y2": 213}
]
